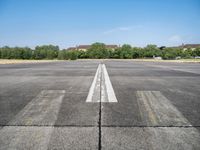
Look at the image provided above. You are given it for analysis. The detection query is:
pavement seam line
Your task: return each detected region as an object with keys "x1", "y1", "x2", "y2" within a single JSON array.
[
  {"x1": 1, "y1": 125, "x2": 199, "y2": 128},
  {"x1": 98, "y1": 63, "x2": 102, "y2": 150},
  {"x1": 0, "y1": 125, "x2": 97, "y2": 127}
]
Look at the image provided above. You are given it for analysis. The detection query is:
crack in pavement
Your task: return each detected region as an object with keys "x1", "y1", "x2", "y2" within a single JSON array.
[{"x1": 98, "y1": 62, "x2": 103, "y2": 150}]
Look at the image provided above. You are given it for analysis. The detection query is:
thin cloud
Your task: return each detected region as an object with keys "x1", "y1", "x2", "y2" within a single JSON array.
[
  {"x1": 103, "y1": 25, "x2": 142, "y2": 35},
  {"x1": 168, "y1": 35, "x2": 182, "y2": 42}
]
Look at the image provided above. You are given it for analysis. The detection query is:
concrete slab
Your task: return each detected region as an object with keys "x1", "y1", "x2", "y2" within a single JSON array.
[
  {"x1": 102, "y1": 127, "x2": 200, "y2": 150},
  {"x1": 55, "y1": 93, "x2": 99, "y2": 126},
  {"x1": 48, "y1": 127, "x2": 98, "y2": 150},
  {"x1": 0, "y1": 126, "x2": 52, "y2": 150},
  {"x1": 0, "y1": 126, "x2": 98, "y2": 150}
]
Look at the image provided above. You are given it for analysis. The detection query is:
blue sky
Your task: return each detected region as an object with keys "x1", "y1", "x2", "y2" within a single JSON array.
[{"x1": 0, "y1": 0, "x2": 200, "y2": 49}]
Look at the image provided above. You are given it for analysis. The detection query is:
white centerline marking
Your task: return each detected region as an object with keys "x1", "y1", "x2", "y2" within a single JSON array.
[
  {"x1": 86, "y1": 64, "x2": 101, "y2": 102},
  {"x1": 86, "y1": 64, "x2": 118, "y2": 103},
  {"x1": 102, "y1": 64, "x2": 117, "y2": 102}
]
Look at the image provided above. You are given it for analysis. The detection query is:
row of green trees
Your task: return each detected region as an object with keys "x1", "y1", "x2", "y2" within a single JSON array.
[
  {"x1": 57, "y1": 43, "x2": 200, "y2": 60},
  {"x1": 0, "y1": 43, "x2": 200, "y2": 60},
  {"x1": 0, "y1": 45, "x2": 59, "y2": 60}
]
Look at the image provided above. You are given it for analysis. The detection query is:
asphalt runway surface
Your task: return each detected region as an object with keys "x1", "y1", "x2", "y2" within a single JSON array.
[{"x1": 0, "y1": 60, "x2": 200, "y2": 150}]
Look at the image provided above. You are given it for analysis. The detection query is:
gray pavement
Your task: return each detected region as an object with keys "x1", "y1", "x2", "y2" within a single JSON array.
[{"x1": 0, "y1": 60, "x2": 200, "y2": 149}]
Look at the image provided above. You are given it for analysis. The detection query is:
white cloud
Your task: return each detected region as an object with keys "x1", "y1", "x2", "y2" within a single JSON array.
[
  {"x1": 103, "y1": 25, "x2": 142, "y2": 35},
  {"x1": 168, "y1": 35, "x2": 182, "y2": 42}
]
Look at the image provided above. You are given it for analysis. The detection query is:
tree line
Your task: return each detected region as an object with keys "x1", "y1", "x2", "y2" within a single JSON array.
[
  {"x1": 0, "y1": 43, "x2": 200, "y2": 60},
  {"x1": 0, "y1": 45, "x2": 59, "y2": 60}
]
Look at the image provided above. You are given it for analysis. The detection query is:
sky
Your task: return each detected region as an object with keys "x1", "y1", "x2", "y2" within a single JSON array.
[{"x1": 0, "y1": 0, "x2": 200, "y2": 49}]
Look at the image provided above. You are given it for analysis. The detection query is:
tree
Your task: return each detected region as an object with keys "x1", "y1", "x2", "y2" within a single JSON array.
[
  {"x1": 118, "y1": 44, "x2": 133, "y2": 59},
  {"x1": 22, "y1": 47, "x2": 32, "y2": 59},
  {"x1": 58, "y1": 50, "x2": 66, "y2": 60},
  {"x1": 192, "y1": 47, "x2": 200, "y2": 56},
  {"x1": 132, "y1": 47, "x2": 140, "y2": 58},
  {"x1": 87, "y1": 42, "x2": 110, "y2": 59},
  {"x1": 0, "y1": 46, "x2": 10, "y2": 59},
  {"x1": 77, "y1": 50, "x2": 88, "y2": 59},
  {"x1": 112, "y1": 48, "x2": 120, "y2": 59},
  {"x1": 66, "y1": 51, "x2": 78, "y2": 60},
  {"x1": 34, "y1": 45, "x2": 59, "y2": 59},
  {"x1": 143, "y1": 45, "x2": 162, "y2": 58},
  {"x1": 162, "y1": 48, "x2": 181, "y2": 59},
  {"x1": 181, "y1": 48, "x2": 193, "y2": 58}
]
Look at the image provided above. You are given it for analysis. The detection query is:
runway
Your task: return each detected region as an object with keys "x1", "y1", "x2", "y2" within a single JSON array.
[{"x1": 0, "y1": 60, "x2": 200, "y2": 149}]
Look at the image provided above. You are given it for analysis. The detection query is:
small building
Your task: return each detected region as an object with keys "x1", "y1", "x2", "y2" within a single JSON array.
[
  {"x1": 67, "y1": 45, "x2": 119, "y2": 51},
  {"x1": 179, "y1": 44, "x2": 200, "y2": 50},
  {"x1": 76, "y1": 45, "x2": 91, "y2": 51},
  {"x1": 67, "y1": 47, "x2": 77, "y2": 51}
]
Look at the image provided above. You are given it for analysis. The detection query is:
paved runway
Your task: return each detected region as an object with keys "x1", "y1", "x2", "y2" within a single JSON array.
[{"x1": 0, "y1": 60, "x2": 200, "y2": 150}]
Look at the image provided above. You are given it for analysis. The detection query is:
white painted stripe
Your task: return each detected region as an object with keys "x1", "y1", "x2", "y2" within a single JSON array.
[
  {"x1": 102, "y1": 64, "x2": 118, "y2": 102},
  {"x1": 136, "y1": 91, "x2": 191, "y2": 126},
  {"x1": 86, "y1": 64, "x2": 118, "y2": 103},
  {"x1": 9, "y1": 90, "x2": 66, "y2": 125},
  {"x1": 101, "y1": 68, "x2": 108, "y2": 102},
  {"x1": 86, "y1": 64, "x2": 101, "y2": 102}
]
